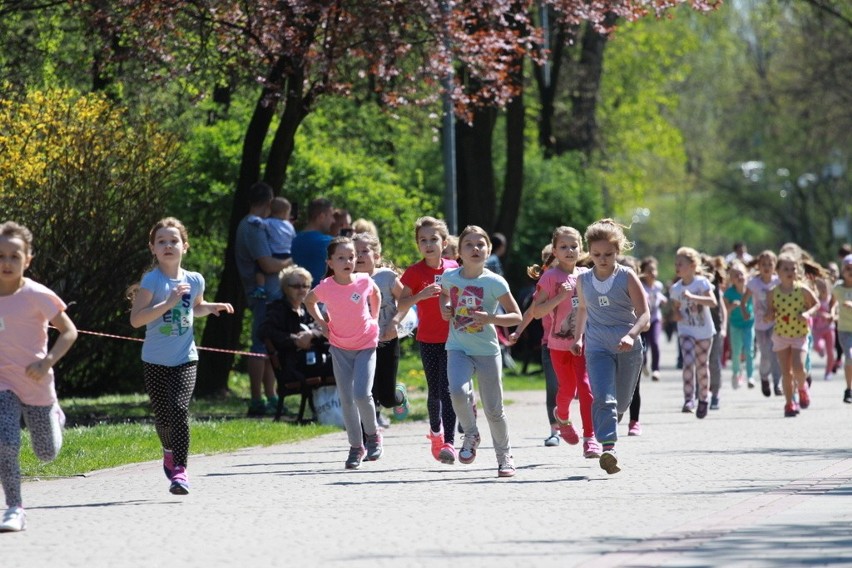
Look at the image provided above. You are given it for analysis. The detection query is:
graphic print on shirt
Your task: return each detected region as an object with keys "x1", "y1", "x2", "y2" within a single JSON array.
[
  {"x1": 554, "y1": 294, "x2": 580, "y2": 340},
  {"x1": 159, "y1": 293, "x2": 192, "y2": 337},
  {"x1": 682, "y1": 297, "x2": 707, "y2": 328},
  {"x1": 451, "y1": 285, "x2": 484, "y2": 334}
]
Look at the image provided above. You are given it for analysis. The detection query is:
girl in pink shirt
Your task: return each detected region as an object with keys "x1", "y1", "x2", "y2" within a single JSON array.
[
  {"x1": 0, "y1": 221, "x2": 77, "y2": 533},
  {"x1": 306, "y1": 237, "x2": 382, "y2": 470}
]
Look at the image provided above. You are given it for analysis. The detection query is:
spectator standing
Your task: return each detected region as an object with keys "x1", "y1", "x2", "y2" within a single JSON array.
[
  {"x1": 291, "y1": 198, "x2": 335, "y2": 287},
  {"x1": 235, "y1": 182, "x2": 293, "y2": 416}
]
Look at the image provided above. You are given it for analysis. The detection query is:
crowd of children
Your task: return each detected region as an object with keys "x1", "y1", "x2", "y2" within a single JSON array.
[{"x1": 4, "y1": 205, "x2": 852, "y2": 533}]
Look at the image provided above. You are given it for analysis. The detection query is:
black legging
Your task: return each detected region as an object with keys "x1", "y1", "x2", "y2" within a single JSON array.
[
  {"x1": 419, "y1": 341, "x2": 456, "y2": 444},
  {"x1": 373, "y1": 338, "x2": 403, "y2": 409},
  {"x1": 144, "y1": 361, "x2": 197, "y2": 467}
]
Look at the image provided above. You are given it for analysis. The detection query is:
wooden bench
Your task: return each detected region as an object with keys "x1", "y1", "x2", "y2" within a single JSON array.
[{"x1": 265, "y1": 339, "x2": 335, "y2": 423}]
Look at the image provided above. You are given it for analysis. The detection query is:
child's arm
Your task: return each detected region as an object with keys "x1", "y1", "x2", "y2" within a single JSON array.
[
  {"x1": 130, "y1": 282, "x2": 190, "y2": 328},
  {"x1": 620, "y1": 270, "x2": 650, "y2": 351},
  {"x1": 800, "y1": 286, "x2": 819, "y2": 322},
  {"x1": 532, "y1": 281, "x2": 572, "y2": 319},
  {"x1": 26, "y1": 310, "x2": 78, "y2": 381},
  {"x1": 439, "y1": 287, "x2": 454, "y2": 321},
  {"x1": 684, "y1": 285, "x2": 717, "y2": 307},
  {"x1": 717, "y1": 289, "x2": 728, "y2": 337},
  {"x1": 739, "y1": 287, "x2": 753, "y2": 320},
  {"x1": 304, "y1": 290, "x2": 329, "y2": 336},
  {"x1": 399, "y1": 282, "x2": 441, "y2": 312},
  {"x1": 509, "y1": 304, "x2": 536, "y2": 344},
  {"x1": 764, "y1": 289, "x2": 776, "y2": 323},
  {"x1": 472, "y1": 292, "x2": 523, "y2": 327},
  {"x1": 383, "y1": 277, "x2": 407, "y2": 341},
  {"x1": 193, "y1": 294, "x2": 234, "y2": 318},
  {"x1": 370, "y1": 282, "x2": 382, "y2": 321},
  {"x1": 569, "y1": 279, "x2": 587, "y2": 356}
]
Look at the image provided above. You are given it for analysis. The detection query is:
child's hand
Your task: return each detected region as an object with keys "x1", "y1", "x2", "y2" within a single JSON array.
[
  {"x1": 471, "y1": 310, "x2": 490, "y2": 325},
  {"x1": 508, "y1": 332, "x2": 520, "y2": 345},
  {"x1": 315, "y1": 321, "x2": 329, "y2": 337},
  {"x1": 210, "y1": 303, "x2": 234, "y2": 316},
  {"x1": 569, "y1": 338, "x2": 583, "y2": 356},
  {"x1": 418, "y1": 284, "x2": 442, "y2": 301},
  {"x1": 25, "y1": 359, "x2": 51, "y2": 381},
  {"x1": 170, "y1": 283, "x2": 191, "y2": 305},
  {"x1": 845, "y1": 300, "x2": 852, "y2": 309},
  {"x1": 440, "y1": 302, "x2": 453, "y2": 321},
  {"x1": 617, "y1": 335, "x2": 635, "y2": 352},
  {"x1": 556, "y1": 281, "x2": 573, "y2": 298}
]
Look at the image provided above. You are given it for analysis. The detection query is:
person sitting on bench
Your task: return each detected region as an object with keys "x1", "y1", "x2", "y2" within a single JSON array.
[{"x1": 259, "y1": 265, "x2": 333, "y2": 421}]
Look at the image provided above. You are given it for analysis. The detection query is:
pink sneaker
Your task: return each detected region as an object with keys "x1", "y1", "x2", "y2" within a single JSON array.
[
  {"x1": 162, "y1": 449, "x2": 174, "y2": 480},
  {"x1": 426, "y1": 430, "x2": 444, "y2": 461},
  {"x1": 169, "y1": 466, "x2": 189, "y2": 495},
  {"x1": 628, "y1": 420, "x2": 642, "y2": 436},
  {"x1": 583, "y1": 438, "x2": 601, "y2": 458},
  {"x1": 553, "y1": 408, "x2": 579, "y2": 445},
  {"x1": 438, "y1": 443, "x2": 456, "y2": 464}
]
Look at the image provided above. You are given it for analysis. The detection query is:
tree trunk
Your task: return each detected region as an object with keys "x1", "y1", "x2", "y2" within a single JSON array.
[
  {"x1": 194, "y1": 86, "x2": 278, "y2": 397},
  {"x1": 264, "y1": 69, "x2": 309, "y2": 191},
  {"x1": 455, "y1": 104, "x2": 498, "y2": 230},
  {"x1": 558, "y1": 17, "x2": 615, "y2": 156},
  {"x1": 495, "y1": 66, "x2": 525, "y2": 271},
  {"x1": 532, "y1": 18, "x2": 568, "y2": 157}
]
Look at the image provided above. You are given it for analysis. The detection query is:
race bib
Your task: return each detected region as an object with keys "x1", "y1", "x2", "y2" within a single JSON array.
[
  {"x1": 598, "y1": 296, "x2": 610, "y2": 307},
  {"x1": 350, "y1": 292, "x2": 362, "y2": 303}
]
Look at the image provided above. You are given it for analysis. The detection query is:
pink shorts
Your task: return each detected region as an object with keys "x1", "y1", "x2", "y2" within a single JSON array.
[{"x1": 772, "y1": 334, "x2": 808, "y2": 352}]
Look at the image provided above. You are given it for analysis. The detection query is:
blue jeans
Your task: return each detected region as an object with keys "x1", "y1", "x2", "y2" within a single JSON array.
[{"x1": 585, "y1": 347, "x2": 642, "y2": 447}]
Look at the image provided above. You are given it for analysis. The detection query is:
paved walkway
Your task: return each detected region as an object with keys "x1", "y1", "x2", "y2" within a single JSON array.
[{"x1": 5, "y1": 339, "x2": 852, "y2": 567}]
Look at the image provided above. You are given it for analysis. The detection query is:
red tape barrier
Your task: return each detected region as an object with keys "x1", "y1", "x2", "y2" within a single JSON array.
[{"x1": 66, "y1": 328, "x2": 269, "y2": 358}]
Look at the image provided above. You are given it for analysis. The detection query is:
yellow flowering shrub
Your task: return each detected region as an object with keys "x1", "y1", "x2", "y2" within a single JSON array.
[{"x1": 0, "y1": 88, "x2": 180, "y2": 393}]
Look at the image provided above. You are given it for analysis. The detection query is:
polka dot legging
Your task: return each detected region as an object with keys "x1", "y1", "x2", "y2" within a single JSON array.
[
  {"x1": 419, "y1": 342, "x2": 456, "y2": 444},
  {"x1": 680, "y1": 336, "x2": 712, "y2": 404},
  {"x1": 143, "y1": 361, "x2": 197, "y2": 468},
  {"x1": 0, "y1": 390, "x2": 62, "y2": 508}
]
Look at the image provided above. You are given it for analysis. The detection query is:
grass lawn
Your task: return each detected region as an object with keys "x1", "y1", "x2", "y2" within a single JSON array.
[{"x1": 21, "y1": 342, "x2": 544, "y2": 478}]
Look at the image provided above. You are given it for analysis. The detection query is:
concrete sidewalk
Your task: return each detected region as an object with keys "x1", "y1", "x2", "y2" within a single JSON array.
[{"x1": 5, "y1": 338, "x2": 852, "y2": 567}]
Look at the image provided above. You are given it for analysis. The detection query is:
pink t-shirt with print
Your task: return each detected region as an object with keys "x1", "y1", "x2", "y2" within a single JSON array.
[
  {"x1": 536, "y1": 266, "x2": 588, "y2": 352},
  {"x1": 0, "y1": 278, "x2": 66, "y2": 406},
  {"x1": 313, "y1": 273, "x2": 379, "y2": 350}
]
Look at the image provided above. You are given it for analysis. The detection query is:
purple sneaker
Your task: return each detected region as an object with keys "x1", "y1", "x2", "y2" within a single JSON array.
[{"x1": 169, "y1": 466, "x2": 189, "y2": 495}]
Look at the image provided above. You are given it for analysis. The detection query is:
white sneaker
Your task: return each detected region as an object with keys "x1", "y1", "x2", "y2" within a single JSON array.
[{"x1": 0, "y1": 506, "x2": 26, "y2": 532}]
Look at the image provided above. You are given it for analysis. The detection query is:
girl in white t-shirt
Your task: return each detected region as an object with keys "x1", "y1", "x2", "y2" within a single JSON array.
[
  {"x1": 669, "y1": 247, "x2": 717, "y2": 419},
  {"x1": 740, "y1": 250, "x2": 782, "y2": 395},
  {"x1": 306, "y1": 237, "x2": 382, "y2": 470},
  {"x1": 0, "y1": 221, "x2": 77, "y2": 532}
]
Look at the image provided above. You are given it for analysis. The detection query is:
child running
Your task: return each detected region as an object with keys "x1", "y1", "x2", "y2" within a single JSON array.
[
  {"x1": 812, "y1": 275, "x2": 837, "y2": 380},
  {"x1": 400, "y1": 217, "x2": 460, "y2": 463},
  {"x1": 639, "y1": 257, "x2": 666, "y2": 383},
  {"x1": 306, "y1": 237, "x2": 383, "y2": 469},
  {"x1": 572, "y1": 219, "x2": 649, "y2": 475},
  {"x1": 352, "y1": 232, "x2": 411, "y2": 426},
  {"x1": 741, "y1": 250, "x2": 782, "y2": 395},
  {"x1": 835, "y1": 255, "x2": 852, "y2": 403},
  {"x1": 766, "y1": 253, "x2": 818, "y2": 416},
  {"x1": 669, "y1": 247, "x2": 717, "y2": 418},
  {"x1": 508, "y1": 244, "x2": 560, "y2": 446},
  {"x1": 129, "y1": 217, "x2": 233, "y2": 495},
  {"x1": 532, "y1": 226, "x2": 600, "y2": 458},
  {"x1": 0, "y1": 221, "x2": 77, "y2": 532},
  {"x1": 723, "y1": 260, "x2": 755, "y2": 390},
  {"x1": 440, "y1": 226, "x2": 523, "y2": 477}
]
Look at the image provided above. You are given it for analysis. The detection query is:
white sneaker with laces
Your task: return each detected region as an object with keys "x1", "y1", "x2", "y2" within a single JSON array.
[
  {"x1": 497, "y1": 455, "x2": 516, "y2": 477},
  {"x1": 0, "y1": 506, "x2": 26, "y2": 532}
]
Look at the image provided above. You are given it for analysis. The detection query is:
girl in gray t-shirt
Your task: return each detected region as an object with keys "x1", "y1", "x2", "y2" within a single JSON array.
[{"x1": 572, "y1": 219, "x2": 649, "y2": 475}]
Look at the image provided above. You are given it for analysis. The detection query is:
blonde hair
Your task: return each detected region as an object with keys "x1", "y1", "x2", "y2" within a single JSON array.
[
  {"x1": 443, "y1": 235, "x2": 459, "y2": 260},
  {"x1": 0, "y1": 220, "x2": 34, "y2": 256},
  {"x1": 527, "y1": 243, "x2": 554, "y2": 280},
  {"x1": 776, "y1": 252, "x2": 803, "y2": 280},
  {"x1": 352, "y1": 218, "x2": 378, "y2": 237},
  {"x1": 584, "y1": 218, "x2": 633, "y2": 254},
  {"x1": 414, "y1": 216, "x2": 449, "y2": 242}
]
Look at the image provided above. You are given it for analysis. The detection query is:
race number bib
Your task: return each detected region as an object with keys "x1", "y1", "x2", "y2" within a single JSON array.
[{"x1": 598, "y1": 296, "x2": 610, "y2": 307}]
